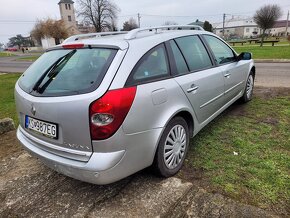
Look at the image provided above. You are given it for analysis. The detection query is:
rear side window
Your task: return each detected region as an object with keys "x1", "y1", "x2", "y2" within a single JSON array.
[
  {"x1": 126, "y1": 44, "x2": 170, "y2": 86},
  {"x1": 169, "y1": 40, "x2": 189, "y2": 75},
  {"x1": 203, "y1": 35, "x2": 236, "y2": 65},
  {"x1": 18, "y1": 48, "x2": 117, "y2": 96},
  {"x1": 175, "y1": 36, "x2": 212, "y2": 72}
]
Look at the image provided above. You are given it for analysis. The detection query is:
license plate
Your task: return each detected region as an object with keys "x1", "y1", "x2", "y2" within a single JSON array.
[{"x1": 25, "y1": 116, "x2": 58, "y2": 139}]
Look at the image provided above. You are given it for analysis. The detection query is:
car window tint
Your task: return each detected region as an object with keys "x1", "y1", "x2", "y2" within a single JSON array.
[
  {"x1": 203, "y1": 35, "x2": 235, "y2": 65},
  {"x1": 131, "y1": 44, "x2": 169, "y2": 83},
  {"x1": 175, "y1": 35, "x2": 212, "y2": 72},
  {"x1": 169, "y1": 40, "x2": 189, "y2": 75}
]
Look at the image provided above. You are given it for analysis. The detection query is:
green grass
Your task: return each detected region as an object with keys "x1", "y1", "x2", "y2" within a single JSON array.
[
  {"x1": 16, "y1": 56, "x2": 40, "y2": 62},
  {"x1": 0, "y1": 52, "x2": 16, "y2": 57},
  {"x1": 234, "y1": 45, "x2": 290, "y2": 59},
  {"x1": 183, "y1": 93, "x2": 290, "y2": 213},
  {"x1": 0, "y1": 73, "x2": 21, "y2": 125}
]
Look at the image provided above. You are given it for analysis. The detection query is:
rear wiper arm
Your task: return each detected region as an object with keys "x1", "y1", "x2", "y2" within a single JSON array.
[{"x1": 32, "y1": 49, "x2": 76, "y2": 92}]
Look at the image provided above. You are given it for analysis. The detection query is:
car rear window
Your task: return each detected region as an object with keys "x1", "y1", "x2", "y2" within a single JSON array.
[{"x1": 18, "y1": 48, "x2": 117, "y2": 96}]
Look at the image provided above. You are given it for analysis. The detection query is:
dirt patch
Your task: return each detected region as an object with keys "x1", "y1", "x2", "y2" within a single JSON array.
[
  {"x1": 0, "y1": 131, "x2": 22, "y2": 160},
  {"x1": 254, "y1": 86, "x2": 290, "y2": 99}
]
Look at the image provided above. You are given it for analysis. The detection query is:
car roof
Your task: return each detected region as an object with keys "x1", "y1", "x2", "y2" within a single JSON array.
[{"x1": 52, "y1": 25, "x2": 216, "y2": 52}]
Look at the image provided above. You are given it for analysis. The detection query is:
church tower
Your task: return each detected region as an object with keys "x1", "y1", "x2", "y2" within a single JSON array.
[{"x1": 58, "y1": 0, "x2": 79, "y2": 35}]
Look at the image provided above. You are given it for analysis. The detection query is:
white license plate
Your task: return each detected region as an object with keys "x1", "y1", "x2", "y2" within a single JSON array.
[{"x1": 25, "y1": 116, "x2": 58, "y2": 139}]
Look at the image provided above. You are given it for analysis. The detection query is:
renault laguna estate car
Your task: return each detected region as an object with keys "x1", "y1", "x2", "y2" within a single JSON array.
[{"x1": 15, "y1": 25, "x2": 255, "y2": 184}]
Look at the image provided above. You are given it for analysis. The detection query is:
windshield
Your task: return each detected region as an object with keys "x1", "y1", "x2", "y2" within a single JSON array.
[{"x1": 18, "y1": 48, "x2": 117, "y2": 96}]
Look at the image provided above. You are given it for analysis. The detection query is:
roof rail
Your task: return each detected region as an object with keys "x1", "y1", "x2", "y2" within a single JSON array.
[
  {"x1": 124, "y1": 25, "x2": 204, "y2": 40},
  {"x1": 62, "y1": 31, "x2": 128, "y2": 44}
]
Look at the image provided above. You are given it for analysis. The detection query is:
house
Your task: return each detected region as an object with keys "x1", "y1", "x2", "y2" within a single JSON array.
[
  {"x1": 213, "y1": 17, "x2": 261, "y2": 39},
  {"x1": 269, "y1": 20, "x2": 289, "y2": 37}
]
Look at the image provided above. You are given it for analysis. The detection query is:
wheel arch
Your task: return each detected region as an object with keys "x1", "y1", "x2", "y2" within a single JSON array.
[
  {"x1": 251, "y1": 66, "x2": 256, "y2": 78},
  {"x1": 173, "y1": 111, "x2": 194, "y2": 138}
]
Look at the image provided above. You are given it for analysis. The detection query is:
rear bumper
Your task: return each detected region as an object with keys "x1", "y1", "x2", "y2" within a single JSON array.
[
  {"x1": 17, "y1": 125, "x2": 163, "y2": 184},
  {"x1": 17, "y1": 127, "x2": 126, "y2": 184}
]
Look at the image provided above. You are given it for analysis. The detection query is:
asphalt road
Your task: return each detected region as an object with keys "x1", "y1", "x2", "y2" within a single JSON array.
[
  {"x1": 0, "y1": 56, "x2": 289, "y2": 87},
  {"x1": 0, "y1": 56, "x2": 32, "y2": 73},
  {"x1": 255, "y1": 62, "x2": 290, "y2": 87}
]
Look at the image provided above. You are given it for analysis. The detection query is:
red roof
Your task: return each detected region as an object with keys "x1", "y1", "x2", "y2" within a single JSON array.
[{"x1": 274, "y1": 20, "x2": 288, "y2": 28}]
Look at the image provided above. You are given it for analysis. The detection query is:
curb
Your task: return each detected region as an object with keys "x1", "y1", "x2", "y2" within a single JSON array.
[
  {"x1": 0, "y1": 118, "x2": 15, "y2": 135},
  {"x1": 254, "y1": 59, "x2": 290, "y2": 63}
]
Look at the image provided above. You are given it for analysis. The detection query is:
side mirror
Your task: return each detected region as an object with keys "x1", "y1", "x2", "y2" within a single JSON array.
[{"x1": 237, "y1": 52, "x2": 252, "y2": 61}]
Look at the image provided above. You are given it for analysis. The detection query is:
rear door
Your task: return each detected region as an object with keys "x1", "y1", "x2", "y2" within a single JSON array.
[
  {"x1": 202, "y1": 35, "x2": 247, "y2": 102},
  {"x1": 169, "y1": 35, "x2": 225, "y2": 124}
]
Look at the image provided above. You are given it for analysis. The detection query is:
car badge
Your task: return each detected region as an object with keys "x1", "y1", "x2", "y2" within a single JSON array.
[{"x1": 31, "y1": 105, "x2": 36, "y2": 116}]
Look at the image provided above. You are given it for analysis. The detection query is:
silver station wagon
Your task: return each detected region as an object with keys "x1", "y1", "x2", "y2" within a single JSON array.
[{"x1": 15, "y1": 25, "x2": 255, "y2": 184}]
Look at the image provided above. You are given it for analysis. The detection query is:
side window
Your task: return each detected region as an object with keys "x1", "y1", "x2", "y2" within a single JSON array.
[
  {"x1": 175, "y1": 35, "x2": 213, "y2": 72},
  {"x1": 127, "y1": 44, "x2": 170, "y2": 85},
  {"x1": 203, "y1": 35, "x2": 235, "y2": 65},
  {"x1": 169, "y1": 40, "x2": 189, "y2": 75}
]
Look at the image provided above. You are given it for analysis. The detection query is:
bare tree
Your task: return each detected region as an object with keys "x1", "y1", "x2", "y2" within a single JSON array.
[
  {"x1": 254, "y1": 4, "x2": 282, "y2": 46},
  {"x1": 77, "y1": 0, "x2": 120, "y2": 32},
  {"x1": 122, "y1": 18, "x2": 138, "y2": 31},
  {"x1": 163, "y1": 21, "x2": 178, "y2": 26},
  {"x1": 31, "y1": 19, "x2": 68, "y2": 45}
]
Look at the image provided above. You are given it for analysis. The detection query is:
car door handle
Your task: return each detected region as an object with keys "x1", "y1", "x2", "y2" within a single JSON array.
[
  {"x1": 224, "y1": 73, "x2": 231, "y2": 78},
  {"x1": 187, "y1": 85, "x2": 199, "y2": 93}
]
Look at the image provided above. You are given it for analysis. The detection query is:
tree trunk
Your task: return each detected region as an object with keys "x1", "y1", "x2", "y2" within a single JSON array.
[{"x1": 260, "y1": 29, "x2": 266, "y2": 47}]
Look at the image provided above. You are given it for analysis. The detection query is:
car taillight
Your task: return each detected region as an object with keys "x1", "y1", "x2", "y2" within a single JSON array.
[{"x1": 89, "y1": 87, "x2": 137, "y2": 140}]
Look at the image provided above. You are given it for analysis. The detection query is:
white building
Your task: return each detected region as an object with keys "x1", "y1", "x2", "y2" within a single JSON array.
[
  {"x1": 213, "y1": 17, "x2": 260, "y2": 39},
  {"x1": 269, "y1": 20, "x2": 289, "y2": 37}
]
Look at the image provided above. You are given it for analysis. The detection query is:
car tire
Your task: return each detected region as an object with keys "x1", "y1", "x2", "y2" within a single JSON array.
[
  {"x1": 241, "y1": 71, "x2": 254, "y2": 103},
  {"x1": 153, "y1": 116, "x2": 189, "y2": 177}
]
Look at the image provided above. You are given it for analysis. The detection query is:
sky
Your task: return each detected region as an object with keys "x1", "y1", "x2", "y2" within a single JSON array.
[{"x1": 0, "y1": 0, "x2": 289, "y2": 44}]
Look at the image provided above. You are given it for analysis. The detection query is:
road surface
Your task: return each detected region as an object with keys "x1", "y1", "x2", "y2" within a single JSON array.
[
  {"x1": 255, "y1": 62, "x2": 290, "y2": 87},
  {"x1": 0, "y1": 56, "x2": 32, "y2": 73},
  {"x1": 0, "y1": 56, "x2": 289, "y2": 87}
]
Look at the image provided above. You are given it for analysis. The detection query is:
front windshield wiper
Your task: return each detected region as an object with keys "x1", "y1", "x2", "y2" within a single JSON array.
[{"x1": 32, "y1": 49, "x2": 76, "y2": 93}]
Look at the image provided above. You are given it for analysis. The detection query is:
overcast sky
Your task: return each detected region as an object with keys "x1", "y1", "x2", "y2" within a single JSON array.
[{"x1": 0, "y1": 0, "x2": 289, "y2": 44}]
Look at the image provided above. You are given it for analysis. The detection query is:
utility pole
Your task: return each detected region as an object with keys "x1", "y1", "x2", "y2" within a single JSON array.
[
  {"x1": 222, "y1": 13, "x2": 226, "y2": 38},
  {"x1": 137, "y1": 13, "x2": 141, "y2": 28},
  {"x1": 286, "y1": 10, "x2": 289, "y2": 37}
]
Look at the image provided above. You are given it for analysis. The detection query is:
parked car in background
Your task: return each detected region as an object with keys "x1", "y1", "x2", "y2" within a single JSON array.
[
  {"x1": 5, "y1": 47, "x2": 18, "y2": 51},
  {"x1": 15, "y1": 25, "x2": 255, "y2": 184}
]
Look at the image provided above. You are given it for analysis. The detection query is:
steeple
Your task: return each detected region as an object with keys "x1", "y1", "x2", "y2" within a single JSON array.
[{"x1": 58, "y1": 0, "x2": 79, "y2": 35}]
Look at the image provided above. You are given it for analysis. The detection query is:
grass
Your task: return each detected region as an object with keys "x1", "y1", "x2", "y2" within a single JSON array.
[
  {"x1": 234, "y1": 45, "x2": 290, "y2": 59},
  {"x1": 0, "y1": 52, "x2": 16, "y2": 57},
  {"x1": 181, "y1": 91, "x2": 290, "y2": 214},
  {"x1": 0, "y1": 73, "x2": 21, "y2": 125},
  {"x1": 1, "y1": 73, "x2": 289, "y2": 214},
  {"x1": 16, "y1": 56, "x2": 40, "y2": 62}
]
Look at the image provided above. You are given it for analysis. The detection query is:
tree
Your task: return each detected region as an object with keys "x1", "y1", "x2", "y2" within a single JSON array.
[
  {"x1": 163, "y1": 21, "x2": 178, "y2": 26},
  {"x1": 31, "y1": 19, "x2": 68, "y2": 45},
  {"x1": 77, "y1": 0, "x2": 120, "y2": 32},
  {"x1": 203, "y1": 21, "x2": 213, "y2": 32},
  {"x1": 8, "y1": 35, "x2": 33, "y2": 49},
  {"x1": 122, "y1": 17, "x2": 138, "y2": 31},
  {"x1": 254, "y1": 4, "x2": 282, "y2": 46}
]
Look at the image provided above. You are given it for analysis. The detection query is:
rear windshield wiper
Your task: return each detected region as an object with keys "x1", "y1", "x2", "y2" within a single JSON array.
[{"x1": 32, "y1": 49, "x2": 76, "y2": 93}]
